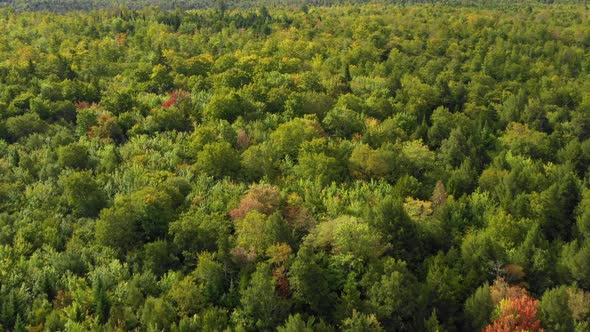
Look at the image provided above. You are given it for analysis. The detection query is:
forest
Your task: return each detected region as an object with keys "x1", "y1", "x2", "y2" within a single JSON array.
[
  {"x1": 0, "y1": 1, "x2": 590, "y2": 331},
  {"x1": 0, "y1": 0, "x2": 586, "y2": 12}
]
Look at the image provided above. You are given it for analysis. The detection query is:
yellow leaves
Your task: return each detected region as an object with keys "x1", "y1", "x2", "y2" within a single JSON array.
[
  {"x1": 466, "y1": 12, "x2": 495, "y2": 29},
  {"x1": 162, "y1": 48, "x2": 177, "y2": 61},
  {"x1": 466, "y1": 14, "x2": 480, "y2": 27},
  {"x1": 349, "y1": 143, "x2": 394, "y2": 180},
  {"x1": 566, "y1": 286, "x2": 590, "y2": 321},
  {"x1": 164, "y1": 49, "x2": 214, "y2": 76},
  {"x1": 235, "y1": 52, "x2": 259, "y2": 66},
  {"x1": 258, "y1": 56, "x2": 274, "y2": 69},
  {"x1": 501, "y1": 122, "x2": 551, "y2": 160},
  {"x1": 144, "y1": 193, "x2": 156, "y2": 204},
  {"x1": 401, "y1": 139, "x2": 435, "y2": 170},
  {"x1": 486, "y1": 209, "x2": 532, "y2": 251},
  {"x1": 198, "y1": 53, "x2": 214, "y2": 64},
  {"x1": 479, "y1": 168, "x2": 509, "y2": 192},
  {"x1": 0, "y1": 245, "x2": 15, "y2": 281},
  {"x1": 16, "y1": 46, "x2": 34, "y2": 61},
  {"x1": 115, "y1": 32, "x2": 127, "y2": 47},
  {"x1": 280, "y1": 57, "x2": 302, "y2": 73},
  {"x1": 364, "y1": 117, "x2": 379, "y2": 129},
  {"x1": 310, "y1": 219, "x2": 337, "y2": 250},
  {"x1": 129, "y1": 154, "x2": 148, "y2": 167},
  {"x1": 505, "y1": 122, "x2": 529, "y2": 137},
  {"x1": 490, "y1": 277, "x2": 528, "y2": 305},
  {"x1": 150, "y1": 64, "x2": 167, "y2": 80},
  {"x1": 234, "y1": 211, "x2": 272, "y2": 258},
  {"x1": 12, "y1": 45, "x2": 37, "y2": 68},
  {"x1": 266, "y1": 243, "x2": 292, "y2": 266},
  {"x1": 286, "y1": 192, "x2": 303, "y2": 206},
  {"x1": 310, "y1": 216, "x2": 386, "y2": 260},
  {"x1": 403, "y1": 197, "x2": 433, "y2": 223},
  {"x1": 59, "y1": 39, "x2": 77, "y2": 60}
]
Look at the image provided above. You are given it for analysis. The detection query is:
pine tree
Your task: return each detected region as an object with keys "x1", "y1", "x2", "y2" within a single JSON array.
[
  {"x1": 14, "y1": 314, "x2": 26, "y2": 332},
  {"x1": 93, "y1": 277, "x2": 110, "y2": 324}
]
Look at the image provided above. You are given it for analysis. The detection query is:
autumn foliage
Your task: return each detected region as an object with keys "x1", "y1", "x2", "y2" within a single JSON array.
[
  {"x1": 229, "y1": 184, "x2": 282, "y2": 221},
  {"x1": 490, "y1": 277, "x2": 528, "y2": 305},
  {"x1": 162, "y1": 89, "x2": 189, "y2": 108},
  {"x1": 484, "y1": 294, "x2": 544, "y2": 332}
]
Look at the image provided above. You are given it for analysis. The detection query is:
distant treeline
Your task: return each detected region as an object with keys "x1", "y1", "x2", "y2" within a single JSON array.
[{"x1": 0, "y1": 0, "x2": 587, "y2": 12}]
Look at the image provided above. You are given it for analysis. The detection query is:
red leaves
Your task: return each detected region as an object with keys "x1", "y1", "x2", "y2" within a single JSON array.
[
  {"x1": 162, "y1": 89, "x2": 189, "y2": 108},
  {"x1": 484, "y1": 294, "x2": 544, "y2": 332},
  {"x1": 485, "y1": 277, "x2": 544, "y2": 332},
  {"x1": 162, "y1": 94, "x2": 177, "y2": 108}
]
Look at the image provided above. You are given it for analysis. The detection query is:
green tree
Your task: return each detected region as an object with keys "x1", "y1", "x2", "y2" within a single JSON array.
[
  {"x1": 57, "y1": 142, "x2": 90, "y2": 170},
  {"x1": 341, "y1": 310, "x2": 384, "y2": 332},
  {"x1": 93, "y1": 276, "x2": 110, "y2": 324},
  {"x1": 464, "y1": 283, "x2": 494, "y2": 331},
  {"x1": 295, "y1": 138, "x2": 346, "y2": 186},
  {"x1": 439, "y1": 127, "x2": 470, "y2": 168},
  {"x1": 3, "y1": 112, "x2": 46, "y2": 142},
  {"x1": 194, "y1": 252, "x2": 226, "y2": 304},
  {"x1": 539, "y1": 286, "x2": 575, "y2": 332},
  {"x1": 167, "y1": 274, "x2": 205, "y2": 317},
  {"x1": 534, "y1": 172, "x2": 580, "y2": 241},
  {"x1": 194, "y1": 142, "x2": 240, "y2": 179},
  {"x1": 237, "y1": 263, "x2": 289, "y2": 330},
  {"x1": 289, "y1": 245, "x2": 337, "y2": 317},
  {"x1": 349, "y1": 143, "x2": 400, "y2": 181},
  {"x1": 143, "y1": 240, "x2": 177, "y2": 276},
  {"x1": 149, "y1": 64, "x2": 174, "y2": 94},
  {"x1": 365, "y1": 258, "x2": 420, "y2": 330},
  {"x1": 95, "y1": 204, "x2": 140, "y2": 253},
  {"x1": 61, "y1": 170, "x2": 106, "y2": 218},
  {"x1": 426, "y1": 251, "x2": 464, "y2": 327},
  {"x1": 140, "y1": 297, "x2": 176, "y2": 330},
  {"x1": 269, "y1": 117, "x2": 322, "y2": 159},
  {"x1": 277, "y1": 314, "x2": 314, "y2": 332},
  {"x1": 96, "y1": 186, "x2": 175, "y2": 252},
  {"x1": 169, "y1": 210, "x2": 230, "y2": 255},
  {"x1": 322, "y1": 107, "x2": 364, "y2": 139},
  {"x1": 309, "y1": 216, "x2": 386, "y2": 262},
  {"x1": 363, "y1": 196, "x2": 419, "y2": 262},
  {"x1": 204, "y1": 90, "x2": 257, "y2": 122},
  {"x1": 234, "y1": 211, "x2": 289, "y2": 258}
]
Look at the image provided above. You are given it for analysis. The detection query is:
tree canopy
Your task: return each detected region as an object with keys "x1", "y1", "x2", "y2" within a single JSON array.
[{"x1": 0, "y1": 1, "x2": 589, "y2": 330}]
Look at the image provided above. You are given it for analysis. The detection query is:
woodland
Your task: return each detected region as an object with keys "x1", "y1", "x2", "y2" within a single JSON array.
[{"x1": 0, "y1": 1, "x2": 590, "y2": 331}]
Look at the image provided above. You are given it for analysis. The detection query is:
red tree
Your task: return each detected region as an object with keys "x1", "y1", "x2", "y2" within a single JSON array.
[
  {"x1": 162, "y1": 89, "x2": 189, "y2": 108},
  {"x1": 162, "y1": 92, "x2": 178, "y2": 108},
  {"x1": 483, "y1": 294, "x2": 544, "y2": 332}
]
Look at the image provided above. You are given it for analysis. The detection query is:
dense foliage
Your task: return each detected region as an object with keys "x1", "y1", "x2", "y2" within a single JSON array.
[
  {"x1": 0, "y1": 0, "x2": 586, "y2": 12},
  {"x1": 1, "y1": 2, "x2": 590, "y2": 331}
]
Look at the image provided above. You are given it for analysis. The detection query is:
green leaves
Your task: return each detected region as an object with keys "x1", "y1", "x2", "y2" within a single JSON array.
[
  {"x1": 538, "y1": 286, "x2": 575, "y2": 332},
  {"x1": 194, "y1": 142, "x2": 241, "y2": 179},
  {"x1": 234, "y1": 211, "x2": 289, "y2": 258},
  {"x1": 2, "y1": 3, "x2": 590, "y2": 331},
  {"x1": 236, "y1": 263, "x2": 290, "y2": 331},
  {"x1": 464, "y1": 284, "x2": 494, "y2": 331},
  {"x1": 365, "y1": 258, "x2": 419, "y2": 330},
  {"x1": 60, "y1": 170, "x2": 106, "y2": 218},
  {"x1": 96, "y1": 186, "x2": 175, "y2": 253},
  {"x1": 204, "y1": 90, "x2": 258, "y2": 122}
]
